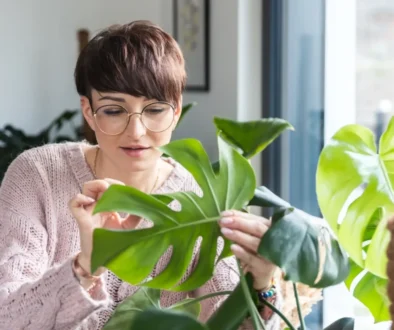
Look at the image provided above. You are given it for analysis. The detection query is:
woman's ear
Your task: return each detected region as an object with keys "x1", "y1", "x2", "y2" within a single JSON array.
[
  {"x1": 173, "y1": 96, "x2": 183, "y2": 129},
  {"x1": 80, "y1": 96, "x2": 96, "y2": 131}
]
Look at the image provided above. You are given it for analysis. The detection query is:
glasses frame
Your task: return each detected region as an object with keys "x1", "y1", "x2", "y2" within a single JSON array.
[{"x1": 93, "y1": 101, "x2": 176, "y2": 136}]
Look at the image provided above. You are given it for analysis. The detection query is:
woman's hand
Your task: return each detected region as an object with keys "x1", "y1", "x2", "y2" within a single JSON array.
[
  {"x1": 218, "y1": 210, "x2": 278, "y2": 290},
  {"x1": 69, "y1": 179, "x2": 139, "y2": 274}
]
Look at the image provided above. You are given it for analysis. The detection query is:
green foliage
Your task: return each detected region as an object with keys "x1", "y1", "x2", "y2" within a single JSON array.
[
  {"x1": 130, "y1": 309, "x2": 208, "y2": 330},
  {"x1": 316, "y1": 120, "x2": 394, "y2": 278},
  {"x1": 316, "y1": 118, "x2": 394, "y2": 322},
  {"x1": 91, "y1": 116, "x2": 359, "y2": 329},
  {"x1": 344, "y1": 259, "x2": 390, "y2": 323},
  {"x1": 178, "y1": 102, "x2": 197, "y2": 126},
  {"x1": 323, "y1": 317, "x2": 355, "y2": 330},
  {"x1": 213, "y1": 117, "x2": 293, "y2": 158},
  {"x1": 206, "y1": 273, "x2": 258, "y2": 330},
  {"x1": 249, "y1": 187, "x2": 349, "y2": 288},
  {"x1": 0, "y1": 110, "x2": 82, "y2": 183},
  {"x1": 92, "y1": 136, "x2": 256, "y2": 291},
  {"x1": 103, "y1": 286, "x2": 201, "y2": 330}
]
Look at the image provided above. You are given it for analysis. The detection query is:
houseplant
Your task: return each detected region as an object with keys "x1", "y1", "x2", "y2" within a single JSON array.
[
  {"x1": 88, "y1": 117, "x2": 359, "y2": 329},
  {"x1": 316, "y1": 119, "x2": 393, "y2": 323},
  {"x1": 0, "y1": 110, "x2": 82, "y2": 183}
]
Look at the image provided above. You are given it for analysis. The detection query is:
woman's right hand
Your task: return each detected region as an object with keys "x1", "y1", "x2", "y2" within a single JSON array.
[{"x1": 69, "y1": 179, "x2": 139, "y2": 275}]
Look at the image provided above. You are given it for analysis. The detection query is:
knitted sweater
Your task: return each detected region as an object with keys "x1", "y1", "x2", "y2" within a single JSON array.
[{"x1": 0, "y1": 142, "x2": 281, "y2": 330}]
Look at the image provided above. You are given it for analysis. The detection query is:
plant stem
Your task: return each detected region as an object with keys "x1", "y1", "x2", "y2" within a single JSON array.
[
  {"x1": 293, "y1": 282, "x2": 306, "y2": 330},
  {"x1": 167, "y1": 290, "x2": 233, "y2": 309},
  {"x1": 236, "y1": 259, "x2": 266, "y2": 330},
  {"x1": 259, "y1": 298, "x2": 296, "y2": 330}
]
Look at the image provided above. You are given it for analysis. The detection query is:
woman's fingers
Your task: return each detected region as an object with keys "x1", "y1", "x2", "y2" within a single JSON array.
[
  {"x1": 69, "y1": 193, "x2": 96, "y2": 207},
  {"x1": 82, "y1": 180, "x2": 110, "y2": 200},
  {"x1": 231, "y1": 244, "x2": 263, "y2": 271},
  {"x1": 221, "y1": 226, "x2": 262, "y2": 253},
  {"x1": 219, "y1": 210, "x2": 270, "y2": 239},
  {"x1": 69, "y1": 193, "x2": 96, "y2": 228},
  {"x1": 103, "y1": 178, "x2": 125, "y2": 186},
  {"x1": 81, "y1": 178, "x2": 125, "y2": 201}
]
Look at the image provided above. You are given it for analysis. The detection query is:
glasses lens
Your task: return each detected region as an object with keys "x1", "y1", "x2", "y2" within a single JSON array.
[
  {"x1": 95, "y1": 106, "x2": 129, "y2": 135},
  {"x1": 142, "y1": 102, "x2": 174, "y2": 132}
]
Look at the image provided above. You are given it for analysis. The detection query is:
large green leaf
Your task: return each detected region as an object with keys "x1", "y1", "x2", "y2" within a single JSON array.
[
  {"x1": 103, "y1": 287, "x2": 161, "y2": 330},
  {"x1": 169, "y1": 298, "x2": 201, "y2": 318},
  {"x1": 316, "y1": 120, "x2": 394, "y2": 278},
  {"x1": 213, "y1": 117, "x2": 293, "y2": 158},
  {"x1": 178, "y1": 102, "x2": 197, "y2": 125},
  {"x1": 344, "y1": 259, "x2": 390, "y2": 323},
  {"x1": 103, "y1": 286, "x2": 202, "y2": 330},
  {"x1": 249, "y1": 187, "x2": 349, "y2": 287},
  {"x1": 207, "y1": 273, "x2": 259, "y2": 330},
  {"x1": 130, "y1": 308, "x2": 208, "y2": 330},
  {"x1": 92, "y1": 136, "x2": 256, "y2": 291},
  {"x1": 323, "y1": 317, "x2": 354, "y2": 330}
]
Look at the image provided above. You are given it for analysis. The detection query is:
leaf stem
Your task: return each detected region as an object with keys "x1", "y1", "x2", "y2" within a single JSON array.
[
  {"x1": 141, "y1": 287, "x2": 160, "y2": 309},
  {"x1": 167, "y1": 290, "x2": 233, "y2": 310},
  {"x1": 127, "y1": 307, "x2": 144, "y2": 312},
  {"x1": 258, "y1": 297, "x2": 296, "y2": 330},
  {"x1": 293, "y1": 282, "x2": 306, "y2": 330},
  {"x1": 236, "y1": 259, "x2": 266, "y2": 330}
]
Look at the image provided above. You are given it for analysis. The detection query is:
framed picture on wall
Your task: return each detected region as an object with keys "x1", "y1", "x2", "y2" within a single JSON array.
[{"x1": 173, "y1": 0, "x2": 210, "y2": 91}]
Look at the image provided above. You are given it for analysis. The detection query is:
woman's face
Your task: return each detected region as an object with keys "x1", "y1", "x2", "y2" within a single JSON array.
[{"x1": 82, "y1": 89, "x2": 182, "y2": 172}]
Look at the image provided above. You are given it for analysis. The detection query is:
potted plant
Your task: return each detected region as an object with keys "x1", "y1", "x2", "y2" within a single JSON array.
[{"x1": 86, "y1": 116, "x2": 380, "y2": 329}]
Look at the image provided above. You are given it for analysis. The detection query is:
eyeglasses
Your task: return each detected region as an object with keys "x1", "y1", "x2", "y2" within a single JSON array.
[{"x1": 93, "y1": 101, "x2": 175, "y2": 135}]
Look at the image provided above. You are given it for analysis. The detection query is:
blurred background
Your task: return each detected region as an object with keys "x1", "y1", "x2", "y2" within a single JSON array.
[{"x1": 0, "y1": 0, "x2": 392, "y2": 329}]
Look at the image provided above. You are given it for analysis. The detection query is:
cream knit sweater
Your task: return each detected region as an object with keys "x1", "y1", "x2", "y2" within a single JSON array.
[{"x1": 0, "y1": 142, "x2": 288, "y2": 330}]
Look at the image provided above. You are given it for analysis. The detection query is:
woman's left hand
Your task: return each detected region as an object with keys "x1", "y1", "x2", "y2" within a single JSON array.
[{"x1": 219, "y1": 210, "x2": 278, "y2": 290}]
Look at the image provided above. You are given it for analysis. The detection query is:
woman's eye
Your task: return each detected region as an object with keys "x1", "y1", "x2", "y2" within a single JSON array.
[
  {"x1": 145, "y1": 108, "x2": 164, "y2": 114},
  {"x1": 103, "y1": 109, "x2": 125, "y2": 116}
]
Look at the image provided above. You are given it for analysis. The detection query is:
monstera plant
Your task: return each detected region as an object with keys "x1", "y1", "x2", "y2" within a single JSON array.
[
  {"x1": 84, "y1": 116, "x2": 358, "y2": 330},
  {"x1": 316, "y1": 119, "x2": 394, "y2": 324}
]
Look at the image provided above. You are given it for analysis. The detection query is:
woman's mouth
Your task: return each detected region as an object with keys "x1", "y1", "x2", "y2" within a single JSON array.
[{"x1": 120, "y1": 146, "x2": 150, "y2": 157}]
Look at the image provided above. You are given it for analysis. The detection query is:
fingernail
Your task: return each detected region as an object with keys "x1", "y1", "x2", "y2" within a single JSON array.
[
  {"x1": 86, "y1": 197, "x2": 96, "y2": 203},
  {"x1": 220, "y1": 217, "x2": 233, "y2": 224},
  {"x1": 221, "y1": 227, "x2": 233, "y2": 236},
  {"x1": 221, "y1": 210, "x2": 233, "y2": 216}
]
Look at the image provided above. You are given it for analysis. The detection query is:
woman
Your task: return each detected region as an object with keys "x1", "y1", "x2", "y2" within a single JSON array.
[{"x1": 0, "y1": 21, "x2": 319, "y2": 329}]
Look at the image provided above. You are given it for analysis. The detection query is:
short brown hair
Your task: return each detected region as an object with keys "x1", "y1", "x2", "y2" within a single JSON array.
[{"x1": 74, "y1": 20, "x2": 186, "y2": 105}]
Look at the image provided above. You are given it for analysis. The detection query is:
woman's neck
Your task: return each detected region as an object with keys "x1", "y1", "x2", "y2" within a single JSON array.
[{"x1": 91, "y1": 147, "x2": 161, "y2": 193}]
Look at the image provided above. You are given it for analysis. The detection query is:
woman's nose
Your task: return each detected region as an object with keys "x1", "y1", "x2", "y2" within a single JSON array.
[{"x1": 124, "y1": 113, "x2": 146, "y2": 139}]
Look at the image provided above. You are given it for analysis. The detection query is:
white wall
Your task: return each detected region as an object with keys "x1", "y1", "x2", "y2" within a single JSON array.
[
  {"x1": 0, "y1": 0, "x2": 162, "y2": 133},
  {"x1": 0, "y1": 0, "x2": 262, "y2": 177},
  {"x1": 171, "y1": 0, "x2": 262, "y2": 182},
  {"x1": 169, "y1": 0, "x2": 240, "y2": 159}
]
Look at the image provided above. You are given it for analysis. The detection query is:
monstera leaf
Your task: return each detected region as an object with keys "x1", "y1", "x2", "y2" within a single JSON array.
[
  {"x1": 178, "y1": 102, "x2": 197, "y2": 125},
  {"x1": 130, "y1": 309, "x2": 208, "y2": 330},
  {"x1": 103, "y1": 286, "x2": 202, "y2": 330},
  {"x1": 249, "y1": 186, "x2": 349, "y2": 287},
  {"x1": 323, "y1": 317, "x2": 354, "y2": 330},
  {"x1": 213, "y1": 117, "x2": 293, "y2": 158},
  {"x1": 102, "y1": 287, "x2": 161, "y2": 330},
  {"x1": 316, "y1": 119, "x2": 394, "y2": 278},
  {"x1": 92, "y1": 136, "x2": 256, "y2": 291},
  {"x1": 344, "y1": 259, "x2": 390, "y2": 323}
]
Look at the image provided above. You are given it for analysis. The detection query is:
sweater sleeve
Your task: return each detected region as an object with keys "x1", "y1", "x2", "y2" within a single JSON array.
[{"x1": 0, "y1": 152, "x2": 110, "y2": 329}]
